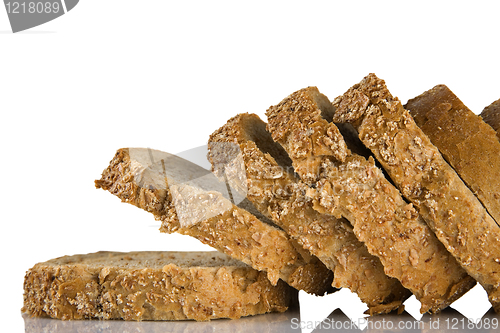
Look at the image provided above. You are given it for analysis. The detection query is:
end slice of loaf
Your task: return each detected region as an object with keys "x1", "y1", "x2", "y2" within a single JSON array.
[
  {"x1": 333, "y1": 73, "x2": 500, "y2": 312},
  {"x1": 266, "y1": 86, "x2": 475, "y2": 313},
  {"x1": 405, "y1": 85, "x2": 500, "y2": 226},
  {"x1": 209, "y1": 113, "x2": 410, "y2": 315},
  {"x1": 95, "y1": 148, "x2": 334, "y2": 295},
  {"x1": 22, "y1": 251, "x2": 296, "y2": 321},
  {"x1": 481, "y1": 98, "x2": 500, "y2": 141}
]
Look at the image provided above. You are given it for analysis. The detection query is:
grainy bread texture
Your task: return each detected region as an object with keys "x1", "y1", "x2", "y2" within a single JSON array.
[
  {"x1": 266, "y1": 87, "x2": 475, "y2": 313},
  {"x1": 267, "y1": 87, "x2": 349, "y2": 185},
  {"x1": 405, "y1": 85, "x2": 500, "y2": 226},
  {"x1": 481, "y1": 98, "x2": 500, "y2": 141},
  {"x1": 208, "y1": 113, "x2": 410, "y2": 315},
  {"x1": 333, "y1": 73, "x2": 500, "y2": 312},
  {"x1": 22, "y1": 251, "x2": 295, "y2": 321},
  {"x1": 95, "y1": 148, "x2": 334, "y2": 295}
]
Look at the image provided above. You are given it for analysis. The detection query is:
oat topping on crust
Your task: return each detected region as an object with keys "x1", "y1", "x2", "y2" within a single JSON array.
[
  {"x1": 96, "y1": 148, "x2": 333, "y2": 295},
  {"x1": 209, "y1": 113, "x2": 410, "y2": 315},
  {"x1": 22, "y1": 251, "x2": 296, "y2": 321},
  {"x1": 406, "y1": 85, "x2": 500, "y2": 227},
  {"x1": 334, "y1": 73, "x2": 500, "y2": 312},
  {"x1": 267, "y1": 84, "x2": 475, "y2": 314}
]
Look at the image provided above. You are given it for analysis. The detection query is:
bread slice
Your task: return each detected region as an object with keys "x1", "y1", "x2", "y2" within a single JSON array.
[
  {"x1": 208, "y1": 113, "x2": 410, "y2": 315},
  {"x1": 481, "y1": 98, "x2": 500, "y2": 140},
  {"x1": 333, "y1": 73, "x2": 500, "y2": 312},
  {"x1": 405, "y1": 85, "x2": 500, "y2": 226},
  {"x1": 266, "y1": 87, "x2": 475, "y2": 313},
  {"x1": 95, "y1": 148, "x2": 334, "y2": 295},
  {"x1": 22, "y1": 251, "x2": 296, "y2": 321}
]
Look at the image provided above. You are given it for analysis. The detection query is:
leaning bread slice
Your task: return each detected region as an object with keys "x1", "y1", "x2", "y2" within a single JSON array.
[
  {"x1": 481, "y1": 98, "x2": 500, "y2": 141},
  {"x1": 333, "y1": 73, "x2": 500, "y2": 312},
  {"x1": 95, "y1": 148, "x2": 333, "y2": 295},
  {"x1": 208, "y1": 113, "x2": 410, "y2": 315},
  {"x1": 405, "y1": 85, "x2": 500, "y2": 226},
  {"x1": 22, "y1": 251, "x2": 296, "y2": 321},
  {"x1": 266, "y1": 87, "x2": 475, "y2": 313}
]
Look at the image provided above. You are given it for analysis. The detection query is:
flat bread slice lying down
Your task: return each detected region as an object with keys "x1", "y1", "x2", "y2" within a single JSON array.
[
  {"x1": 405, "y1": 85, "x2": 500, "y2": 226},
  {"x1": 333, "y1": 73, "x2": 500, "y2": 312},
  {"x1": 481, "y1": 98, "x2": 500, "y2": 141},
  {"x1": 208, "y1": 113, "x2": 410, "y2": 315},
  {"x1": 95, "y1": 148, "x2": 334, "y2": 295},
  {"x1": 22, "y1": 251, "x2": 296, "y2": 321},
  {"x1": 266, "y1": 86, "x2": 475, "y2": 314}
]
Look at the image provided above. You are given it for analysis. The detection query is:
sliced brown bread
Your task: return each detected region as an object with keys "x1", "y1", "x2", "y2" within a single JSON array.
[
  {"x1": 333, "y1": 73, "x2": 500, "y2": 312},
  {"x1": 405, "y1": 85, "x2": 500, "y2": 226},
  {"x1": 267, "y1": 88, "x2": 349, "y2": 185},
  {"x1": 481, "y1": 98, "x2": 500, "y2": 141},
  {"x1": 266, "y1": 87, "x2": 475, "y2": 313},
  {"x1": 22, "y1": 251, "x2": 296, "y2": 321},
  {"x1": 95, "y1": 148, "x2": 334, "y2": 295},
  {"x1": 208, "y1": 113, "x2": 410, "y2": 315}
]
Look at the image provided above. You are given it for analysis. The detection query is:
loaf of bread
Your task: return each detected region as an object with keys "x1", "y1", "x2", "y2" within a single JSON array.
[
  {"x1": 481, "y1": 98, "x2": 500, "y2": 140},
  {"x1": 208, "y1": 113, "x2": 410, "y2": 315},
  {"x1": 333, "y1": 73, "x2": 500, "y2": 312},
  {"x1": 405, "y1": 85, "x2": 500, "y2": 226},
  {"x1": 266, "y1": 86, "x2": 475, "y2": 313},
  {"x1": 27, "y1": 76, "x2": 498, "y2": 322},
  {"x1": 22, "y1": 251, "x2": 296, "y2": 321},
  {"x1": 95, "y1": 148, "x2": 334, "y2": 295}
]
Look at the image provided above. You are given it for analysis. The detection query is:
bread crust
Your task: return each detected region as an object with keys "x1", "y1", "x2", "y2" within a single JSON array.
[
  {"x1": 95, "y1": 149, "x2": 333, "y2": 295},
  {"x1": 481, "y1": 98, "x2": 500, "y2": 141},
  {"x1": 405, "y1": 85, "x2": 500, "y2": 226},
  {"x1": 333, "y1": 73, "x2": 500, "y2": 312},
  {"x1": 22, "y1": 251, "x2": 295, "y2": 321},
  {"x1": 266, "y1": 86, "x2": 475, "y2": 313},
  {"x1": 208, "y1": 113, "x2": 410, "y2": 315},
  {"x1": 266, "y1": 87, "x2": 349, "y2": 184}
]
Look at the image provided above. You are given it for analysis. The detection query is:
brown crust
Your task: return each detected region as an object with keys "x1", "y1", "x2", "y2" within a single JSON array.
[
  {"x1": 208, "y1": 113, "x2": 410, "y2": 315},
  {"x1": 267, "y1": 86, "x2": 475, "y2": 313},
  {"x1": 22, "y1": 251, "x2": 295, "y2": 321},
  {"x1": 333, "y1": 73, "x2": 500, "y2": 311},
  {"x1": 481, "y1": 98, "x2": 500, "y2": 141},
  {"x1": 314, "y1": 154, "x2": 475, "y2": 313},
  {"x1": 266, "y1": 87, "x2": 349, "y2": 184},
  {"x1": 405, "y1": 85, "x2": 500, "y2": 226},
  {"x1": 95, "y1": 149, "x2": 333, "y2": 295}
]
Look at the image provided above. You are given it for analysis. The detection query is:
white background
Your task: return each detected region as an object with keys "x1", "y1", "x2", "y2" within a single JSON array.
[{"x1": 1, "y1": 1, "x2": 500, "y2": 332}]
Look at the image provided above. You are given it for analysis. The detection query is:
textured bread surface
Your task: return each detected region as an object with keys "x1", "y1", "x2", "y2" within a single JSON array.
[
  {"x1": 266, "y1": 86, "x2": 475, "y2": 313},
  {"x1": 333, "y1": 73, "x2": 500, "y2": 312},
  {"x1": 405, "y1": 85, "x2": 500, "y2": 226},
  {"x1": 95, "y1": 148, "x2": 333, "y2": 295},
  {"x1": 22, "y1": 251, "x2": 295, "y2": 321},
  {"x1": 266, "y1": 87, "x2": 349, "y2": 185},
  {"x1": 481, "y1": 98, "x2": 500, "y2": 141},
  {"x1": 209, "y1": 113, "x2": 410, "y2": 315}
]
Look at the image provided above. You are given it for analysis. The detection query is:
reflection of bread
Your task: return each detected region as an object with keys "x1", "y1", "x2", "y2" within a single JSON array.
[
  {"x1": 23, "y1": 309, "x2": 298, "y2": 333},
  {"x1": 22, "y1": 251, "x2": 295, "y2": 321},
  {"x1": 266, "y1": 86, "x2": 474, "y2": 313},
  {"x1": 95, "y1": 149, "x2": 334, "y2": 295},
  {"x1": 333, "y1": 73, "x2": 500, "y2": 312},
  {"x1": 481, "y1": 98, "x2": 500, "y2": 141},
  {"x1": 209, "y1": 113, "x2": 410, "y2": 315},
  {"x1": 406, "y1": 85, "x2": 500, "y2": 226}
]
